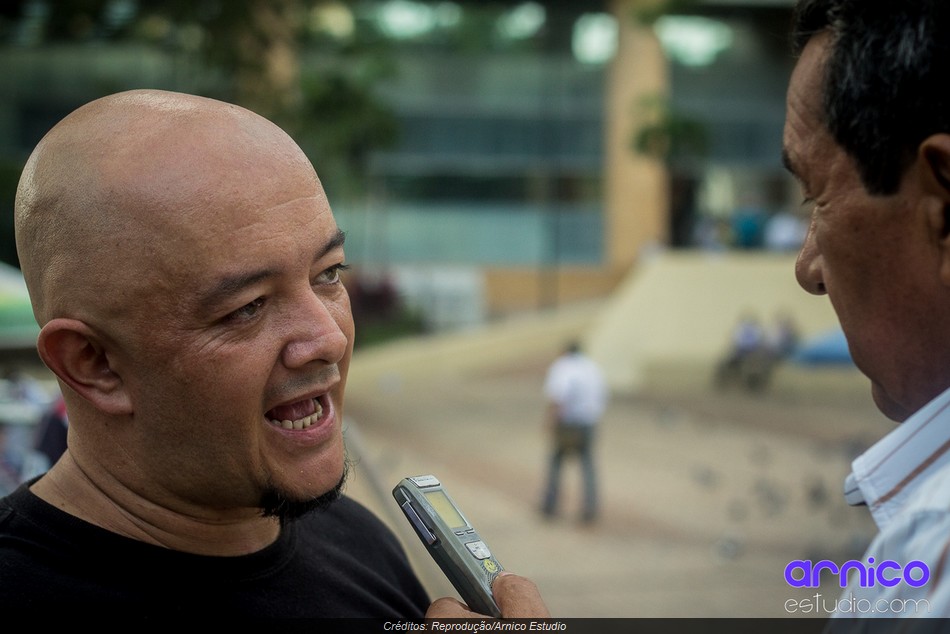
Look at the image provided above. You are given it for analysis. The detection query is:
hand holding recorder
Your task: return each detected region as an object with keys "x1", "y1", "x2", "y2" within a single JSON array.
[
  {"x1": 393, "y1": 475, "x2": 550, "y2": 618},
  {"x1": 425, "y1": 573, "x2": 550, "y2": 618}
]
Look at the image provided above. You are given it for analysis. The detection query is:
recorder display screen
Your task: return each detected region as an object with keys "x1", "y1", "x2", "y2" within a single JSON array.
[{"x1": 425, "y1": 490, "x2": 467, "y2": 529}]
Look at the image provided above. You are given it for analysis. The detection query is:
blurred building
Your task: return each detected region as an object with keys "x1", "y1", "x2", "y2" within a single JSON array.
[{"x1": 0, "y1": 0, "x2": 798, "y2": 328}]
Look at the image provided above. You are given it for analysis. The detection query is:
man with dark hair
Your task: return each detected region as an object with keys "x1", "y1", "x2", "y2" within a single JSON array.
[
  {"x1": 0, "y1": 89, "x2": 548, "y2": 619},
  {"x1": 785, "y1": 0, "x2": 950, "y2": 617}
]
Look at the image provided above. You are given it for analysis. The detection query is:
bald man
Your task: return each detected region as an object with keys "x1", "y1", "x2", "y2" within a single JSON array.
[{"x1": 0, "y1": 90, "x2": 548, "y2": 619}]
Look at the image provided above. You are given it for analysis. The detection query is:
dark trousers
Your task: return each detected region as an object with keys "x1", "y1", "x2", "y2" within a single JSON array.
[{"x1": 542, "y1": 423, "x2": 597, "y2": 520}]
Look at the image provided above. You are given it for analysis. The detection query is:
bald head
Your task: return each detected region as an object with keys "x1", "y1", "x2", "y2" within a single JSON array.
[
  {"x1": 14, "y1": 87, "x2": 355, "y2": 524},
  {"x1": 15, "y1": 89, "x2": 321, "y2": 326}
]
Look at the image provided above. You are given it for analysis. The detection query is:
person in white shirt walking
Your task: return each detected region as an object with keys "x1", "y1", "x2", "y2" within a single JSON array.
[{"x1": 540, "y1": 341, "x2": 608, "y2": 524}]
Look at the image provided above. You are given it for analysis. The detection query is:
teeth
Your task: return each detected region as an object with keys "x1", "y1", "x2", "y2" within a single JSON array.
[{"x1": 270, "y1": 398, "x2": 324, "y2": 430}]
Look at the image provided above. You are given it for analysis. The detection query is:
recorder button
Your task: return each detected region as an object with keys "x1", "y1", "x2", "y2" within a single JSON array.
[
  {"x1": 465, "y1": 540, "x2": 492, "y2": 560},
  {"x1": 408, "y1": 475, "x2": 440, "y2": 488}
]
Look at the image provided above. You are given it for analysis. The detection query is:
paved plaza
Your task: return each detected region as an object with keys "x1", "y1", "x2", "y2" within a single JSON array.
[{"x1": 342, "y1": 304, "x2": 890, "y2": 618}]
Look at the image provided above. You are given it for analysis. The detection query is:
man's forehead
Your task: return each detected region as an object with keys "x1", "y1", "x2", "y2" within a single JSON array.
[
  {"x1": 152, "y1": 192, "x2": 334, "y2": 259},
  {"x1": 193, "y1": 227, "x2": 346, "y2": 310},
  {"x1": 93, "y1": 119, "x2": 323, "y2": 239},
  {"x1": 783, "y1": 33, "x2": 832, "y2": 179}
]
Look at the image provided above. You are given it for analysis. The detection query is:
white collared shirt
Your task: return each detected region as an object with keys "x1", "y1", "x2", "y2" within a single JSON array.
[
  {"x1": 836, "y1": 385, "x2": 950, "y2": 618},
  {"x1": 846, "y1": 385, "x2": 950, "y2": 529}
]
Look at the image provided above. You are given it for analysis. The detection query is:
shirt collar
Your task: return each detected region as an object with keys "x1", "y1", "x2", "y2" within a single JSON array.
[{"x1": 845, "y1": 385, "x2": 950, "y2": 531}]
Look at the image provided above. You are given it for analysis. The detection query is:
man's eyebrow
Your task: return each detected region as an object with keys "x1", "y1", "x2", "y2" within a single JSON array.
[
  {"x1": 196, "y1": 228, "x2": 347, "y2": 311},
  {"x1": 196, "y1": 268, "x2": 277, "y2": 313},
  {"x1": 324, "y1": 228, "x2": 347, "y2": 255}
]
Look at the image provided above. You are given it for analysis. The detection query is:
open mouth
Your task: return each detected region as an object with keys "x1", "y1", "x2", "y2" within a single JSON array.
[{"x1": 265, "y1": 396, "x2": 325, "y2": 431}]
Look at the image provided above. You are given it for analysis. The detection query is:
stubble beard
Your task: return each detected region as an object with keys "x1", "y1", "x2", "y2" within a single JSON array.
[{"x1": 259, "y1": 460, "x2": 350, "y2": 523}]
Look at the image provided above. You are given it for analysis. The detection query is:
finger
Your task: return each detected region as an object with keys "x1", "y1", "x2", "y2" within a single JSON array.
[
  {"x1": 425, "y1": 596, "x2": 481, "y2": 618},
  {"x1": 492, "y1": 573, "x2": 551, "y2": 618}
]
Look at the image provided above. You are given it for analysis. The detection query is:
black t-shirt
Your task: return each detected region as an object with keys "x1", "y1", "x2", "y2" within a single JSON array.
[{"x1": 0, "y1": 482, "x2": 430, "y2": 620}]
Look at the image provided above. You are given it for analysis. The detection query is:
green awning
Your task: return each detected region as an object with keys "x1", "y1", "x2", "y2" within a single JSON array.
[{"x1": 0, "y1": 263, "x2": 39, "y2": 349}]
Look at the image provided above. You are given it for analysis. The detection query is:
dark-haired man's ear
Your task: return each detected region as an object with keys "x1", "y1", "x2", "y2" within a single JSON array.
[{"x1": 37, "y1": 318, "x2": 133, "y2": 416}]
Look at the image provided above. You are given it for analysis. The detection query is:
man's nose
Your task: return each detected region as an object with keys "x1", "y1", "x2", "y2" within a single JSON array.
[
  {"x1": 281, "y1": 290, "x2": 350, "y2": 368},
  {"x1": 795, "y1": 215, "x2": 826, "y2": 295}
]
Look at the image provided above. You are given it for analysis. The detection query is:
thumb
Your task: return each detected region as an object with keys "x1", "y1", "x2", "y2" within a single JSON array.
[{"x1": 492, "y1": 573, "x2": 550, "y2": 618}]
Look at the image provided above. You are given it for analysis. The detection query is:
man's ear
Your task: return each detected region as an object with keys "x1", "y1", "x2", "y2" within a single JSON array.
[
  {"x1": 920, "y1": 134, "x2": 950, "y2": 284},
  {"x1": 37, "y1": 318, "x2": 132, "y2": 416}
]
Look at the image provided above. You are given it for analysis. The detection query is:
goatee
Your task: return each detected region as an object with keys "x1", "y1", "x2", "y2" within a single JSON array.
[{"x1": 259, "y1": 463, "x2": 349, "y2": 523}]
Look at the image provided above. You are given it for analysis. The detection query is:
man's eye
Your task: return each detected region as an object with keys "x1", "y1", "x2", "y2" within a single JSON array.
[
  {"x1": 315, "y1": 263, "x2": 350, "y2": 286},
  {"x1": 226, "y1": 297, "x2": 265, "y2": 322}
]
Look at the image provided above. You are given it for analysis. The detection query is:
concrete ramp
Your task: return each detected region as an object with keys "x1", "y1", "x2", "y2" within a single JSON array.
[{"x1": 585, "y1": 251, "x2": 842, "y2": 393}]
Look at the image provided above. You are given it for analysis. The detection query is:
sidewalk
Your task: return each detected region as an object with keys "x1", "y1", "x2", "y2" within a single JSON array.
[{"x1": 340, "y1": 304, "x2": 887, "y2": 617}]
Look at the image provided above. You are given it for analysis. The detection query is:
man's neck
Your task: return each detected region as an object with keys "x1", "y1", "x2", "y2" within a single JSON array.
[{"x1": 30, "y1": 451, "x2": 281, "y2": 556}]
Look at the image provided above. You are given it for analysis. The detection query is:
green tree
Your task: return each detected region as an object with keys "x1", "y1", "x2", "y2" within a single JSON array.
[{"x1": 0, "y1": 0, "x2": 399, "y2": 260}]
